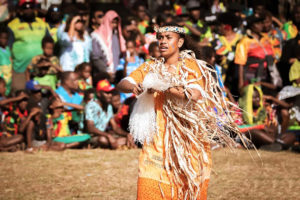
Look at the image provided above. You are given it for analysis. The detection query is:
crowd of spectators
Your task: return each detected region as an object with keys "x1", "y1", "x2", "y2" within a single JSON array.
[{"x1": 0, "y1": 0, "x2": 300, "y2": 153}]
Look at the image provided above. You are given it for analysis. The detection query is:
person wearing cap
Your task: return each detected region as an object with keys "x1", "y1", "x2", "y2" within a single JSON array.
[
  {"x1": 85, "y1": 79, "x2": 135, "y2": 149},
  {"x1": 235, "y1": 14, "x2": 276, "y2": 94},
  {"x1": 46, "y1": 4, "x2": 63, "y2": 43},
  {"x1": 7, "y1": 0, "x2": 51, "y2": 93},
  {"x1": 178, "y1": 0, "x2": 212, "y2": 43}
]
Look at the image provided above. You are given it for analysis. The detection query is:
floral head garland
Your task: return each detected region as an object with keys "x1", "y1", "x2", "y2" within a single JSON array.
[{"x1": 154, "y1": 25, "x2": 186, "y2": 34}]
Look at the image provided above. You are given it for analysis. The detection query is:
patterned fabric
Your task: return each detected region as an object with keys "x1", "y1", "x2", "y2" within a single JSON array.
[
  {"x1": 234, "y1": 34, "x2": 274, "y2": 67},
  {"x1": 128, "y1": 59, "x2": 212, "y2": 197},
  {"x1": 283, "y1": 21, "x2": 298, "y2": 40},
  {"x1": 138, "y1": 20, "x2": 149, "y2": 35},
  {"x1": 3, "y1": 106, "x2": 28, "y2": 136},
  {"x1": 213, "y1": 33, "x2": 242, "y2": 81},
  {"x1": 263, "y1": 28, "x2": 287, "y2": 61},
  {"x1": 0, "y1": 46, "x2": 12, "y2": 95},
  {"x1": 47, "y1": 112, "x2": 72, "y2": 138},
  {"x1": 8, "y1": 17, "x2": 50, "y2": 73},
  {"x1": 78, "y1": 79, "x2": 92, "y2": 91},
  {"x1": 137, "y1": 177, "x2": 209, "y2": 200},
  {"x1": 27, "y1": 54, "x2": 61, "y2": 76},
  {"x1": 184, "y1": 20, "x2": 213, "y2": 42},
  {"x1": 289, "y1": 59, "x2": 300, "y2": 87},
  {"x1": 85, "y1": 100, "x2": 113, "y2": 132}
]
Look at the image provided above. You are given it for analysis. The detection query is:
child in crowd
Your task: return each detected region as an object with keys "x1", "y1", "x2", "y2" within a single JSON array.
[
  {"x1": 111, "y1": 89, "x2": 130, "y2": 132},
  {"x1": 147, "y1": 41, "x2": 160, "y2": 60},
  {"x1": 0, "y1": 27, "x2": 12, "y2": 95},
  {"x1": 117, "y1": 40, "x2": 144, "y2": 78},
  {"x1": 0, "y1": 84, "x2": 28, "y2": 151},
  {"x1": 46, "y1": 98, "x2": 90, "y2": 149},
  {"x1": 27, "y1": 36, "x2": 62, "y2": 90},
  {"x1": 74, "y1": 62, "x2": 93, "y2": 93}
]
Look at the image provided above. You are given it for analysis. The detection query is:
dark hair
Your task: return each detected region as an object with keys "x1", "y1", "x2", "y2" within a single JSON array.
[
  {"x1": 126, "y1": 39, "x2": 136, "y2": 46},
  {"x1": 59, "y1": 71, "x2": 73, "y2": 85},
  {"x1": 158, "y1": 22, "x2": 201, "y2": 59},
  {"x1": 296, "y1": 44, "x2": 300, "y2": 59},
  {"x1": 198, "y1": 46, "x2": 216, "y2": 63},
  {"x1": 75, "y1": 62, "x2": 91, "y2": 73},
  {"x1": 0, "y1": 77, "x2": 6, "y2": 85},
  {"x1": 0, "y1": 25, "x2": 8, "y2": 35},
  {"x1": 64, "y1": 15, "x2": 84, "y2": 40},
  {"x1": 111, "y1": 89, "x2": 120, "y2": 96},
  {"x1": 15, "y1": 89, "x2": 27, "y2": 97},
  {"x1": 148, "y1": 41, "x2": 159, "y2": 53},
  {"x1": 42, "y1": 36, "x2": 54, "y2": 48},
  {"x1": 217, "y1": 12, "x2": 241, "y2": 29},
  {"x1": 84, "y1": 88, "x2": 95, "y2": 102}
]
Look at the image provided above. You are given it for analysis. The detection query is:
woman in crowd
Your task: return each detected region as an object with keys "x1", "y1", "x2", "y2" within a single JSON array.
[
  {"x1": 91, "y1": 10, "x2": 126, "y2": 77},
  {"x1": 57, "y1": 13, "x2": 91, "y2": 71}
]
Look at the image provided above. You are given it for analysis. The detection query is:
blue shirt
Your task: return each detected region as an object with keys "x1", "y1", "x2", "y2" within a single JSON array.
[
  {"x1": 56, "y1": 86, "x2": 83, "y2": 109},
  {"x1": 85, "y1": 100, "x2": 113, "y2": 132}
]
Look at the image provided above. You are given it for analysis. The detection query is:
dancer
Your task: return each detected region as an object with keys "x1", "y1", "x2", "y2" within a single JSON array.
[{"x1": 117, "y1": 23, "x2": 241, "y2": 200}]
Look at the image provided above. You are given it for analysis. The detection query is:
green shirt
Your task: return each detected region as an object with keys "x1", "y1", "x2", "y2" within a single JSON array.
[{"x1": 8, "y1": 17, "x2": 50, "y2": 73}]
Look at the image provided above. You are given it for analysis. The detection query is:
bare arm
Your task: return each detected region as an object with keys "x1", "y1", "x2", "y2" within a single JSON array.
[
  {"x1": 117, "y1": 79, "x2": 143, "y2": 95},
  {"x1": 110, "y1": 118, "x2": 128, "y2": 136},
  {"x1": 263, "y1": 95, "x2": 292, "y2": 108},
  {"x1": 62, "y1": 102, "x2": 84, "y2": 110},
  {"x1": 86, "y1": 120, "x2": 110, "y2": 137},
  {"x1": 238, "y1": 65, "x2": 244, "y2": 91}
]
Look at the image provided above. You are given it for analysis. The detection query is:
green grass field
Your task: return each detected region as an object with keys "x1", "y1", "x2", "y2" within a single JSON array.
[{"x1": 0, "y1": 149, "x2": 299, "y2": 200}]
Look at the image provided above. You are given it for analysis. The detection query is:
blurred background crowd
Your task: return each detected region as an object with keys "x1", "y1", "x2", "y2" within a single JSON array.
[{"x1": 0, "y1": 0, "x2": 300, "y2": 153}]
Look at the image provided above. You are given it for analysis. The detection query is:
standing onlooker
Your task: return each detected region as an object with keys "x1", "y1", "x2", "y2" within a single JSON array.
[
  {"x1": 45, "y1": 4, "x2": 63, "y2": 43},
  {"x1": 8, "y1": 0, "x2": 50, "y2": 93},
  {"x1": 89, "y1": 9, "x2": 104, "y2": 33},
  {"x1": 57, "y1": 13, "x2": 91, "y2": 71},
  {"x1": 0, "y1": 26, "x2": 12, "y2": 95},
  {"x1": 27, "y1": 36, "x2": 61, "y2": 90},
  {"x1": 234, "y1": 15, "x2": 276, "y2": 94},
  {"x1": 91, "y1": 10, "x2": 126, "y2": 76}
]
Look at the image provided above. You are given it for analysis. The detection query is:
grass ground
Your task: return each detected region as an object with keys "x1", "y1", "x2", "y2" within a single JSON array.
[{"x1": 0, "y1": 149, "x2": 299, "y2": 200}]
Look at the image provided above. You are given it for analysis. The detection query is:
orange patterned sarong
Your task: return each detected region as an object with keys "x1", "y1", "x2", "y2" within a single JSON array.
[{"x1": 137, "y1": 177, "x2": 209, "y2": 200}]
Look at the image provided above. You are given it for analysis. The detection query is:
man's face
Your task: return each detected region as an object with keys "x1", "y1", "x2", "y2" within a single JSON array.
[
  {"x1": 66, "y1": 73, "x2": 79, "y2": 91},
  {"x1": 157, "y1": 31, "x2": 183, "y2": 59},
  {"x1": 190, "y1": 9, "x2": 200, "y2": 21},
  {"x1": 137, "y1": 5, "x2": 146, "y2": 20},
  {"x1": 93, "y1": 10, "x2": 104, "y2": 26},
  {"x1": 98, "y1": 91, "x2": 112, "y2": 104},
  {"x1": 21, "y1": 3, "x2": 35, "y2": 22}
]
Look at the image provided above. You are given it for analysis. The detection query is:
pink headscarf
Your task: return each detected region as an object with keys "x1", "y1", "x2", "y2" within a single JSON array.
[{"x1": 96, "y1": 10, "x2": 126, "y2": 66}]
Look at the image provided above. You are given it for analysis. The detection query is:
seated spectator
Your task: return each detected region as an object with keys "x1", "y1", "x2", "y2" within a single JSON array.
[
  {"x1": 85, "y1": 79, "x2": 135, "y2": 149},
  {"x1": 238, "y1": 84, "x2": 296, "y2": 150},
  {"x1": 0, "y1": 85, "x2": 28, "y2": 151},
  {"x1": 56, "y1": 71, "x2": 84, "y2": 134},
  {"x1": 0, "y1": 27, "x2": 12, "y2": 95},
  {"x1": 74, "y1": 62, "x2": 93, "y2": 93},
  {"x1": 57, "y1": 13, "x2": 91, "y2": 71},
  {"x1": 27, "y1": 36, "x2": 61, "y2": 90},
  {"x1": 46, "y1": 98, "x2": 90, "y2": 149},
  {"x1": 25, "y1": 80, "x2": 58, "y2": 115}
]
